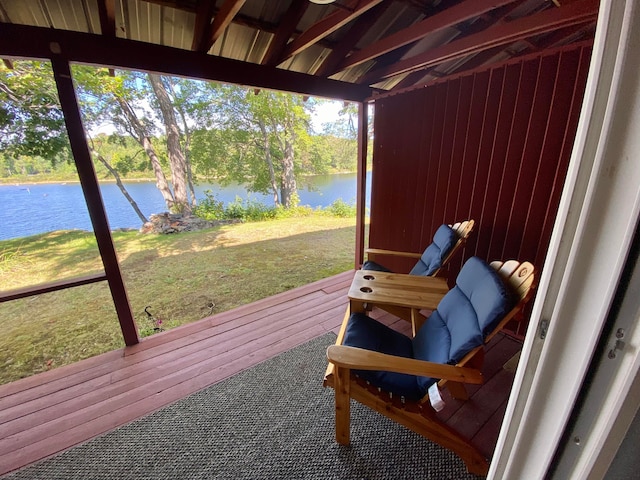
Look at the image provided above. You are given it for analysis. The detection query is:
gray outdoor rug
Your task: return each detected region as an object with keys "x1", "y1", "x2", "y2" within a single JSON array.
[{"x1": 3, "y1": 333, "x2": 480, "y2": 480}]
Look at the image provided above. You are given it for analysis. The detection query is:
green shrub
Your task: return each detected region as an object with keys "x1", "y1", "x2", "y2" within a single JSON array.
[
  {"x1": 195, "y1": 193, "x2": 357, "y2": 223},
  {"x1": 193, "y1": 190, "x2": 225, "y2": 220},
  {"x1": 224, "y1": 197, "x2": 277, "y2": 221},
  {"x1": 326, "y1": 198, "x2": 357, "y2": 217}
]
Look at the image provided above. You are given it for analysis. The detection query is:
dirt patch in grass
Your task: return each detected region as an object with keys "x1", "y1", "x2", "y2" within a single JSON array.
[{"x1": 0, "y1": 215, "x2": 359, "y2": 384}]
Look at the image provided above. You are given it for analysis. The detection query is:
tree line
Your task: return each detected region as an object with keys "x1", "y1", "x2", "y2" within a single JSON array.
[{"x1": 0, "y1": 61, "x2": 365, "y2": 223}]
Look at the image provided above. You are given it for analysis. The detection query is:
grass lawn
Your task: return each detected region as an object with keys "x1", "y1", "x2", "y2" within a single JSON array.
[{"x1": 0, "y1": 214, "x2": 359, "y2": 385}]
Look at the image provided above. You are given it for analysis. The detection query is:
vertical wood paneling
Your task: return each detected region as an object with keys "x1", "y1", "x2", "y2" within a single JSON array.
[
  {"x1": 369, "y1": 44, "x2": 592, "y2": 335},
  {"x1": 412, "y1": 90, "x2": 436, "y2": 253},
  {"x1": 477, "y1": 63, "x2": 521, "y2": 261},
  {"x1": 467, "y1": 67, "x2": 505, "y2": 260},
  {"x1": 506, "y1": 54, "x2": 560, "y2": 262},
  {"x1": 488, "y1": 58, "x2": 540, "y2": 261},
  {"x1": 422, "y1": 82, "x2": 449, "y2": 240},
  {"x1": 431, "y1": 78, "x2": 461, "y2": 238}
]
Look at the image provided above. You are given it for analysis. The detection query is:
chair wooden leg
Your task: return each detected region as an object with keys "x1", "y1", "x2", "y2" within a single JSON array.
[
  {"x1": 334, "y1": 365, "x2": 351, "y2": 445},
  {"x1": 411, "y1": 308, "x2": 427, "y2": 337},
  {"x1": 446, "y1": 381, "x2": 469, "y2": 400}
]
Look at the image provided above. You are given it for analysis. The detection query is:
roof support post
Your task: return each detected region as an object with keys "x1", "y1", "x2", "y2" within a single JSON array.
[
  {"x1": 50, "y1": 54, "x2": 139, "y2": 346},
  {"x1": 355, "y1": 101, "x2": 369, "y2": 269}
]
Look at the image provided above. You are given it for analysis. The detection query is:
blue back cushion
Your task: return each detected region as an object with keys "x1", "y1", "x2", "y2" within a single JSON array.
[
  {"x1": 455, "y1": 257, "x2": 513, "y2": 336},
  {"x1": 409, "y1": 224, "x2": 457, "y2": 276},
  {"x1": 412, "y1": 256, "x2": 513, "y2": 395}
]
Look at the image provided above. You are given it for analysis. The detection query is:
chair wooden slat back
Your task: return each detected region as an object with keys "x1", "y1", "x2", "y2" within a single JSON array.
[{"x1": 489, "y1": 259, "x2": 536, "y2": 302}]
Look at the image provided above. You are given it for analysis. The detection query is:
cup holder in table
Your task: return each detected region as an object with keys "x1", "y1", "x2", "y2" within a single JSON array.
[
  {"x1": 362, "y1": 274, "x2": 375, "y2": 281},
  {"x1": 359, "y1": 286, "x2": 373, "y2": 293}
]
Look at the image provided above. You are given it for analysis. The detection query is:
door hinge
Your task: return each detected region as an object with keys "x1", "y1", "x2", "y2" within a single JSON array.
[
  {"x1": 540, "y1": 320, "x2": 549, "y2": 340},
  {"x1": 608, "y1": 328, "x2": 626, "y2": 359}
]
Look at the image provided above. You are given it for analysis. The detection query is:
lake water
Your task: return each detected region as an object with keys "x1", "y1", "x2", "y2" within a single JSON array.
[{"x1": 0, "y1": 172, "x2": 371, "y2": 241}]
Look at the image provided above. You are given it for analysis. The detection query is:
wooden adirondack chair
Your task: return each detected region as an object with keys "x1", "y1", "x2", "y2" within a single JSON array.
[
  {"x1": 363, "y1": 219, "x2": 475, "y2": 277},
  {"x1": 324, "y1": 257, "x2": 535, "y2": 476}
]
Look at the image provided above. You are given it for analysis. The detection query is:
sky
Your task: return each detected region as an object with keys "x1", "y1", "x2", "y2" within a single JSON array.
[{"x1": 311, "y1": 100, "x2": 344, "y2": 132}]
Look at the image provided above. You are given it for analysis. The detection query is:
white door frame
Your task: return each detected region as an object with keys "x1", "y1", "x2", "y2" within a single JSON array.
[{"x1": 489, "y1": 0, "x2": 640, "y2": 478}]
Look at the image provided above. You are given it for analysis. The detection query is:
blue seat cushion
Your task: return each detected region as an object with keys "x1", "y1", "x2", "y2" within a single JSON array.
[
  {"x1": 409, "y1": 224, "x2": 458, "y2": 276},
  {"x1": 361, "y1": 260, "x2": 392, "y2": 272},
  {"x1": 342, "y1": 313, "x2": 423, "y2": 400}
]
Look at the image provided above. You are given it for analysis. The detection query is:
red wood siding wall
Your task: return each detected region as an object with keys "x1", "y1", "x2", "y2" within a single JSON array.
[{"x1": 368, "y1": 43, "x2": 592, "y2": 337}]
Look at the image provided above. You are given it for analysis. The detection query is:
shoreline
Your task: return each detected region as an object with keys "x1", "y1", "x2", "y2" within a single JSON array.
[
  {"x1": 0, "y1": 178, "x2": 156, "y2": 186},
  {"x1": 0, "y1": 170, "x2": 364, "y2": 187}
]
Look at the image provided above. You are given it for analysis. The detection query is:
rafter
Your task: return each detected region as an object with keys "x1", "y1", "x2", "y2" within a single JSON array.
[
  {"x1": 278, "y1": 0, "x2": 384, "y2": 65},
  {"x1": 315, "y1": 2, "x2": 391, "y2": 78},
  {"x1": 96, "y1": 0, "x2": 116, "y2": 37},
  {"x1": 194, "y1": 0, "x2": 246, "y2": 53},
  {"x1": 359, "y1": 0, "x2": 598, "y2": 86},
  {"x1": 191, "y1": 0, "x2": 216, "y2": 51},
  {"x1": 96, "y1": 0, "x2": 116, "y2": 75},
  {"x1": 261, "y1": 0, "x2": 308, "y2": 66},
  {"x1": 389, "y1": 1, "x2": 527, "y2": 90},
  {"x1": 337, "y1": 0, "x2": 518, "y2": 74}
]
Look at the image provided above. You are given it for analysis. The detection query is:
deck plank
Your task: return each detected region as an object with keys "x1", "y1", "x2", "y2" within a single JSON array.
[{"x1": 0, "y1": 270, "x2": 521, "y2": 476}]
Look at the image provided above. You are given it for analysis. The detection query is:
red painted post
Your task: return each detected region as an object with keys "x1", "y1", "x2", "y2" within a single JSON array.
[
  {"x1": 354, "y1": 101, "x2": 368, "y2": 268},
  {"x1": 50, "y1": 54, "x2": 139, "y2": 346}
]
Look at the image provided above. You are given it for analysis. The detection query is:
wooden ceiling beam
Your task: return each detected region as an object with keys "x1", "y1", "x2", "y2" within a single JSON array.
[
  {"x1": 96, "y1": 0, "x2": 116, "y2": 75},
  {"x1": 535, "y1": 22, "x2": 595, "y2": 48},
  {"x1": 195, "y1": 0, "x2": 246, "y2": 53},
  {"x1": 0, "y1": 23, "x2": 372, "y2": 102},
  {"x1": 336, "y1": 0, "x2": 519, "y2": 73},
  {"x1": 315, "y1": 2, "x2": 391, "y2": 78},
  {"x1": 261, "y1": 0, "x2": 308, "y2": 66},
  {"x1": 278, "y1": 0, "x2": 384, "y2": 64},
  {"x1": 191, "y1": 0, "x2": 216, "y2": 51},
  {"x1": 389, "y1": 1, "x2": 527, "y2": 90},
  {"x1": 96, "y1": 0, "x2": 116, "y2": 37},
  {"x1": 359, "y1": 0, "x2": 598, "y2": 85}
]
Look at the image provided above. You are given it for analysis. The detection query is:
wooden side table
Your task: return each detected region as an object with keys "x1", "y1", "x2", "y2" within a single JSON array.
[{"x1": 348, "y1": 270, "x2": 449, "y2": 335}]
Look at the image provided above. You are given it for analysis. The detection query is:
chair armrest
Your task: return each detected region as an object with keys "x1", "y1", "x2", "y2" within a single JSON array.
[
  {"x1": 326, "y1": 345, "x2": 483, "y2": 385},
  {"x1": 365, "y1": 248, "x2": 423, "y2": 259}
]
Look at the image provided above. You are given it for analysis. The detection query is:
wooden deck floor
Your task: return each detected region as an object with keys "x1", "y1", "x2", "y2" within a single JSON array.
[{"x1": 0, "y1": 270, "x2": 521, "y2": 476}]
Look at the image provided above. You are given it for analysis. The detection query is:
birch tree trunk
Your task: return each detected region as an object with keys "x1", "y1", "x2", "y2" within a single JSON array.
[
  {"x1": 167, "y1": 77, "x2": 197, "y2": 206},
  {"x1": 273, "y1": 113, "x2": 297, "y2": 208},
  {"x1": 116, "y1": 97, "x2": 176, "y2": 211},
  {"x1": 91, "y1": 147, "x2": 149, "y2": 224},
  {"x1": 148, "y1": 73, "x2": 191, "y2": 215},
  {"x1": 258, "y1": 119, "x2": 280, "y2": 206},
  {"x1": 280, "y1": 137, "x2": 297, "y2": 208}
]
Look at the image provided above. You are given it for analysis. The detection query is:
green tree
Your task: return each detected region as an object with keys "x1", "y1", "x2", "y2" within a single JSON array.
[
  {"x1": 0, "y1": 61, "x2": 69, "y2": 160},
  {"x1": 73, "y1": 67, "x2": 179, "y2": 214},
  {"x1": 193, "y1": 85, "x2": 313, "y2": 208}
]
